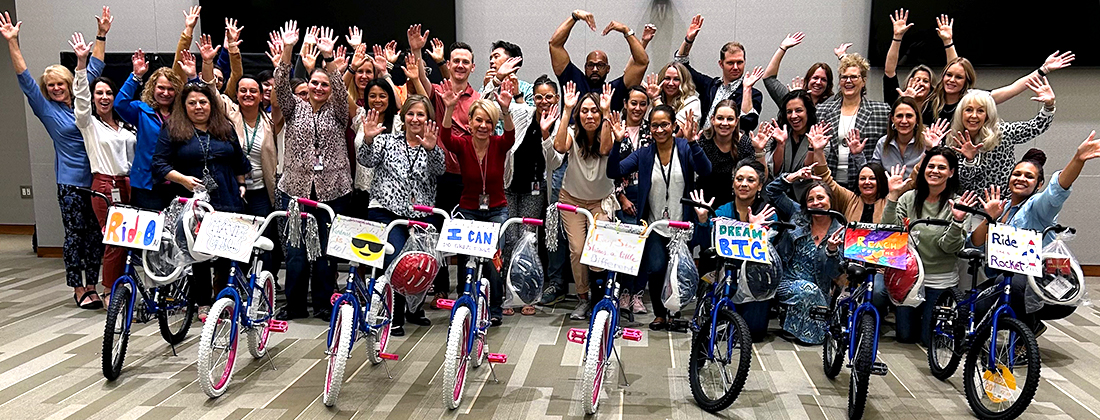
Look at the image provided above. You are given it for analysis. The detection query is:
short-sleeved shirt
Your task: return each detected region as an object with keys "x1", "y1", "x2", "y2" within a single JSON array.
[
  {"x1": 556, "y1": 61, "x2": 627, "y2": 112},
  {"x1": 429, "y1": 82, "x2": 480, "y2": 174}
]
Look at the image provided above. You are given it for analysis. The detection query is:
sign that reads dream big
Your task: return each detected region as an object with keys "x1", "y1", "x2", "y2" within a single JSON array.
[
  {"x1": 580, "y1": 221, "x2": 647, "y2": 275},
  {"x1": 193, "y1": 212, "x2": 265, "y2": 263},
  {"x1": 713, "y1": 218, "x2": 771, "y2": 264},
  {"x1": 437, "y1": 218, "x2": 501, "y2": 259},
  {"x1": 102, "y1": 206, "x2": 165, "y2": 251},
  {"x1": 986, "y1": 224, "x2": 1042, "y2": 277},
  {"x1": 327, "y1": 215, "x2": 387, "y2": 268}
]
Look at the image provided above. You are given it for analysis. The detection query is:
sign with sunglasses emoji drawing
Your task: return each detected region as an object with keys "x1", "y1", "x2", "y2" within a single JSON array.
[{"x1": 327, "y1": 215, "x2": 388, "y2": 268}]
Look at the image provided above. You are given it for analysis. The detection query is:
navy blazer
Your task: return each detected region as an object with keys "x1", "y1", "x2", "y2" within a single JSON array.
[
  {"x1": 607, "y1": 137, "x2": 712, "y2": 222},
  {"x1": 684, "y1": 63, "x2": 763, "y2": 132}
]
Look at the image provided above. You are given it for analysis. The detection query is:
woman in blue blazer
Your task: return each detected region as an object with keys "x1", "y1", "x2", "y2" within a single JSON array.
[{"x1": 608, "y1": 104, "x2": 712, "y2": 330}]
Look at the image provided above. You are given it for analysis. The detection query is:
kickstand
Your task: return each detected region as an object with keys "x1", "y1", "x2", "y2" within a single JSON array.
[
  {"x1": 612, "y1": 346, "x2": 630, "y2": 386},
  {"x1": 169, "y1": 342, "x2": 178, "y2": 357},
  {"x1": 485, "y1": 341, "x2": 500, "y2": 383}
]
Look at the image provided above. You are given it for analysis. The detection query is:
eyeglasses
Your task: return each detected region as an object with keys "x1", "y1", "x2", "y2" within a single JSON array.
[
  {"x1": 532, "y1": 94, "x2": 558, "y2": 102},
  {"x1": 651, "y1": 122, "x2": 673, "y2": 130},
  {"x1": 839, "y1": 75, "x2": 862, "y2": 81},
  {"x1": 585, "y1": 62, "x2": 608, "y2": 70}
]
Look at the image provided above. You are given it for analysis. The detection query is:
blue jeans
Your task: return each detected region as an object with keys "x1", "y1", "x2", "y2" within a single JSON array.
[
  {"x1": 896, "y1": 286, "x2": 948, "y2": 346},
  {"x1": 278, "y1": 190, "x2": 349, "y2": 314},
  {"x1": 367, "y1": 207, "x2": 443, "y2": 325},
  {"x1": 456, "y1": 206, "x2": 508, "y2": 319}
]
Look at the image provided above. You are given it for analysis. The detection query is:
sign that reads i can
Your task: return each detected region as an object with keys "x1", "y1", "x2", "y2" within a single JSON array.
[{"x1": 437, "y1": 218, "x2": 501, "y2": 259}]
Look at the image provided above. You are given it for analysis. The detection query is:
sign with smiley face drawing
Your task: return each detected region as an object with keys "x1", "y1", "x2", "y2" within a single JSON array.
[{"x1": 327, "y1": 215, "x2": 388, "y2": 268}]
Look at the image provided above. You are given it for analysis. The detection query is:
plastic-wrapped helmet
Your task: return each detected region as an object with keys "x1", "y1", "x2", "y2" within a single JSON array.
[
  {"x1": 507, "y1": 254, "x2": 544, "y2": 305},
  {"x1": 883, "y1": 245, "x2": 924, "y2": 306},
  {"x1": 390, "y1": 251, "x2": 439, "y2": 296},
  {"x1": 1028, "y1": 253, "x2": 1084, "y2": 305},
  {"x1": 176, "y1": 199, "x2": 215, "y2": 263},
  {"x1": 740, "y1": 249, "x2": 782, "y2": 301}
]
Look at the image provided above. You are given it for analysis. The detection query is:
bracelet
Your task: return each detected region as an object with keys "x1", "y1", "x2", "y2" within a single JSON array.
[
  {"x1": 1037, "y1": 67, "x2": 1048, "y2": 77},
  {"x1": 625, "y1": 30, "x2": 635, "y2": 38},
  {"x1": 892, "y1": 38, "x2": 902, "y2": 42},
  {"x1": 684, "y1": 36, "x2": 694, "y2": 44},
  {"x1": 96, "y1": 35, "x2": 107, "y2": 41},
  {"x1": 755, "y1": 151, "x2": 766, "y2": 158},
  {"x1": 779, "y1": 46, "x2": 788, "y2": 52},
  {"x1": 943, "y1": 43, "x2": 954, "y2": 49},
  {"x1": 572, "y1": 12, "x2": 581, "y2": 21}
]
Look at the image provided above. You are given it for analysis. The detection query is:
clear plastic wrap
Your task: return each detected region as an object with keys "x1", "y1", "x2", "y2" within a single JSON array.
[
  {"x1": 142, "y1": 197, "x2": 209, "y2": 287},
  {"x1": 731, "y1": 248, "x2": 782, "y2": 304},
  {"x1": 662, "y1": 228, "x2": 699, "y2": 313},
  {"x1": 778, "y1": 279, "x2": 828, "y2": 345},
  {"x1": 883, "y1": 243, "x2": 925, "y2": 307},
  {"x1": 503, "y1": 230, "x2": 544, "y2": 307},
  {"x1": 385, "y1": 224, "x2": 442, "y2": 309},
  {"x1": 1026, "y1": 229, "x2": 1088, "y2": 313}
]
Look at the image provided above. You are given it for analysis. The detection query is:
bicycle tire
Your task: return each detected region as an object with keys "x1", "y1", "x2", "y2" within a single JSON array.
[
  {"x1": 929, "y1": 288, "x2": 966, "y2": 380},
  {"x1": 472, "y1": 287, "x2": 488, "y2": 369},
  {"x1": 688, "y1": 308, "x2": 752, "y2": 413},
  {"x1": 323, "y1": 304, "x2": 354, "y2": 407},
  {"x1": 102, "y1": 285, "x2": 133, "y2": 381},
  {"x1": 848, "y1": 313, "x2": 875, "y2": 420},
  {"x1": 366, "y1": 280, "x2": 394, "y2": 365},
  {"x1": 582, "y1": 309, "x2": 611, "y2": 415},
  {"x1": 156, "y1": 276, "x2": 194, "y2": 345},
  {"x1": 442, "y1": 305, "x2": 472, "y2": 410},
  {"x1": 246, "y1": 271, "x2": 275, "y2": 359},
  {"x1": 197, "y1": 297, "x2": 238, "y2": 398},
  {"x1": 823, "y1": 293, "x2": 848, "y2": 379},
  {"x1": 963, "y1": 316, "x2": 1040, "y2": 420}
]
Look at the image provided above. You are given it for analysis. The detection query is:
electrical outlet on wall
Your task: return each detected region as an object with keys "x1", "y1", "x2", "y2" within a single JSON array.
[{"x1": 19, "y1": 185, "x2": 32, "y2": 199}]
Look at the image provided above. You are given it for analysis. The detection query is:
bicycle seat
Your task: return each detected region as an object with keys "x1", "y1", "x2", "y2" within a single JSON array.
[
  {"x1": 846, "y1": 264, "x2": 868, "y2": 279},
  {"x1": 956, "y1": 248, "x2": 984, "y2": 261},
  {"x1": 700, "y1": 247, "x2": 718, "y2": 259},
  {"x1": 253, "y1": 236, "x2": 274, "y2": 252}
]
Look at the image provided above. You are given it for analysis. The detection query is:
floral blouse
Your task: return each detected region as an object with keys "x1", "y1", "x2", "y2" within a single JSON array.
[
  {"x1": 357, "y1": 131, "x2": 446, "y2": 218},
  {"x1": 274, "y1": 62, "x2": 352, "y2": 201}
]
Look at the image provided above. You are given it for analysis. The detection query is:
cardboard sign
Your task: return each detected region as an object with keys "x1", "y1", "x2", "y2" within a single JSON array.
[
  {"x1": 193, "y1": 212, "x2": 265, "y2": 263},
  {"x1": 327, "y1": 215, "x2": 387, "y2": 268},
  {"x1": 986, "y1": 224, "x2": 1042, "y2": 277},
  {"x1": 438, "y1": 218, "x2": 501, "y2": 259},
  {"x1": 102, "y1": 207, "x2": 165, "y2": 251},
  {"x1": 843, "y1": 227, "x2": 910, "y2": 269},
  {"x1": 580, "y1": 222, "x2": 646, "y2": 275},
  {"x1": 712, "y1": 219, "x2": 771, "y2": 264}
]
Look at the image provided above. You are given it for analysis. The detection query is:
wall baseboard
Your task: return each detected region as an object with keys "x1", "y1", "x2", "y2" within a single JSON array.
[
  {"x1": 36, "y1": 246, "x2": 62, "y2": 258},
  {"x1": 0, "y1": 225, "x2": 34, "y2": 235},
  {"x1": 1084, "y1": 265, "x2": 1100, "y2": 277}
]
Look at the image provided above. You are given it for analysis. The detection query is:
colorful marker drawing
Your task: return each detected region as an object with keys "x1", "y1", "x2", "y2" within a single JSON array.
[{"x1": 843, "y1": 228, "x2": 910, "y2": 269}]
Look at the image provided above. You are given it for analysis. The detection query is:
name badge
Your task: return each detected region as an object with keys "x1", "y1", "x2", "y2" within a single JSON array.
[
  {"x1": 530, "y1": 181, "x2": 541, "y2": 196},
  {"x1": 313, "y1": 155, "x2": 324, "y2": 171},
  {"x1": 479, "y1": 194, "x2": 490, "y2": 211},
  {"x1": 110, "y1": 187, "x2": 121, "y2": 203}
]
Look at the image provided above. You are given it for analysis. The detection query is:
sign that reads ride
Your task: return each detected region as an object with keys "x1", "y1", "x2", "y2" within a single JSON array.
[
  {"x1": 193, "y1": 212, "x2": 265, "y2": 263},
  {"x1": 713, "y1": 218, "x2": 771, "y2": 264},
  {"x1": 102, "y1": 206, "x2": 165, "y2": 251},
  {"x1": 327, "y1": 215, "x2": 387, "y2": 268},
  {"x1": 580, "y1": 221, "x2": 646, "y2": 276},
  {"x1": 986, "y1": 224, "x2": 1042, "y2": 277},
  {"x1": 437, "y1": 218, "x2": 501, "y2": 259}
]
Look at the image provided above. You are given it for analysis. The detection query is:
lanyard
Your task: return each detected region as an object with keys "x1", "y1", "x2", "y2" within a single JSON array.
[
  {"x1": 244, "y1": 113, "x2": 261, "y2": 156},
  {"x1": 194, "y1": 129, "x2": 212, "y2": 178},
  {"x1": 659, "y1": 152, "x2": 673, "y2": 205},
  {"x1": 477, "y1": 148, "x2": 489, "y2": 195}
]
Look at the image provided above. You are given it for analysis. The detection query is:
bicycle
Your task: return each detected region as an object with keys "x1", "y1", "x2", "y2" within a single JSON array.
[
  {"x1": 195, "y1": 197, "x2": 324, "y2": 398},
  {"x1": 559, "y1": 203, "x2": 692, "y2": 414},
  {"x1": 91, "y1": 190, "x2": 198, "y2": 381},
  {"x1": 927, "y1": 204, "x2": 1041, "y2": 420},
  {"x1": 682, "y1": 198, "x2": 791, "y2": 413},
  {"x1": 429, "y1": 205, "x2": 540, "y2": 410},
  {"x1": 322, "y1": 216, "x2": 418, "y2": 407},
  {"x1": 808, "y1": 208, "x2": 948, "y2": 419}
]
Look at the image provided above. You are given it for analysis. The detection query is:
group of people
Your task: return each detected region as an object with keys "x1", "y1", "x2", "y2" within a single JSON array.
[{"x1": 5, "y1": 6, "x2": 1096, "y2": 343}]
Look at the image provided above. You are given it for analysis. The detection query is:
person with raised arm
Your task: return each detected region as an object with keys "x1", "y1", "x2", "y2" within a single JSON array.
[
  {"x1": 947, "y1": 77, "x2": 1056, "y2": 194},
  {"x1": 481, "y1": 40, "x2": 533, "y2": 107},
  {"x1": 761, "y1": 31, "x2": 835, "y2": 107},
  {"x1": 766, "y1": 90, "x2": 823, "y2": 201},
  {"x1": 881, "y1": 9, "x2": 934, "y2": 108},
  {"x1": 816, "y1": 53, "x2": 891, "y2": 192},
  {"x1": 3, "y1": 9, "x2": 110, "y2": 309},
  {"x1": 272, "y1": 22, "x2": 352, "y2": 322},
  {"x1": 549, "y1": 9, "x2": 648, "y2": 113},
  {"x1": 870, "y1": 97, "x2": 949, "y2": 179},
  {"x1": 674, "y1": 14, "x2": 762, "y2": 132},
  {"x1": 642, "y1": 62, "x2": 701, "y2": 128}
]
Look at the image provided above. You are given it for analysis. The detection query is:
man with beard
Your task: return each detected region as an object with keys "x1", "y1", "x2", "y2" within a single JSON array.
[
  {"x1": 549, "y1": 9, "x2": 649, "y2": 113},
  {"x1": 674, "y1": 14, "x2": 762, "y2": 132}
]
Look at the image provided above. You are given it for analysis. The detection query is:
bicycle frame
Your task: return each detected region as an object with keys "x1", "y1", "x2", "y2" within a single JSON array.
[
  {"x1": 326, "y1": 218, "x2": 405, "y2": 353},
  {"x1": 840, "y1": 274, "x2": 882, "y2": 362},
  {"x1": 589, "y1": 271, "x2": 623, "y2": 361}
]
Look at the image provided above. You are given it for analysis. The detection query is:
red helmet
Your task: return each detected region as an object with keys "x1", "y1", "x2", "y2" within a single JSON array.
[
  {"x1": 883, "y1": 245, "x2": 924, "y2": 306},
  {"x1": 390, "y1": 251, "x2": 439, "y2": 296}
]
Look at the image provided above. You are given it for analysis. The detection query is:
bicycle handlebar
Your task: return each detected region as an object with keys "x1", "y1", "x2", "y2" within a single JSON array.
[
  {"x1": 806, "y1": 208, "x2": 848, "y2": 225},
  {"x1": 412, "y1": 205, "x2": 452, "y2": 220},
  {"x1": 642, "y1": 219, "x2": 692, "y2": 237},
  {"x1": 680, "y1": 198, "x2": 713, "y2": 213},
  {"x1": 295, "y1": 197, "x2": 335, "y2": 222},
  {"x1": 952, "y1": 203, "x2": 993, "y2": 224},
  {"x1": 907, "y1": 218, "x2": 951, "y2": 232},
  {"x1": 1044, "y1": 224, "x2": 1075, "y2": 236},
  {"x1": 556, "y1": 203, "x2": 594, "y2": 227}
]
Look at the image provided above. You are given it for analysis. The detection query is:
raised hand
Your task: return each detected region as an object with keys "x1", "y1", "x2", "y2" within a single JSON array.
[
  {"x1": 979, "y1": 185, "x2": 1005, "y2": 217},
  {"x1": 418, "y1": 120, "x2": 439, "y2": 150},
  {"x1": 95, "y1": 6, "x2": 113, "y2": 36},
  {"x1": 827, "y1": 229, "x2": 845, "y2": 252},
  {"x1": 897, "y1": 76, "x2": 925, "y2": 98},
  {"x1": 280, "y1": 20, "x2": 299, "y2": 47},
  {"x1": 643, "y1": 73, "x2": 661, "y2": 99},
  {"x1": 951, "y1": 130, "x2": 981, "y2": 160},
  {"x1": 497, "y1": 56, "x2": 522, "y2": 79},
  {"x1": 332, "y1": 45, "x2": 348, "y2": 73},
  {"x1": 178, "y1": 50, "x2": 197, "y2": 79},
  {"x1": 642, "y1": 23, "x2": 657, "y2": 43},
  {"x1": 371, "y1": 44, "x2": 389, "y2": 74},
  {"x1": 540, "y1": 104, "x2": 560, "y2": 133},
  {"x1": 345, "y1": 26, "x2": 362, "y2": 49},
  {"x1": 1027, "y1": 75, "x2": 1056, "y2": 107},
  {"x1": 562, "y1": 81, "x2": 579, "y2": 108},
  {"x1": 498, "y1": 77, "x2": 515, "y2": 111},
  {"x1": 362, "y1": 109, "x2": 386, "y2": 139},
  {"x1": 384, "y1": 40, "x2": 399, "y2": 64},
  {"x1": 401, "y1": 51, "x2": 420, "y2": 80},
  {"x1": 440, "y1": 80, "x2": 459, "y2": 109},
  {"x1": 224, "y1": 18, "x2": 243, "y2": 52},
  {"x1": 771, "y1": 121, "x2": 790, "y2": 146},
  {"x1": 132, "y1": 49, "x2": 149, "y2": 77},
  {"x1": 1074, "y1": 130, "x2": 1100, "y2": 162},
  {"x1": 316, "y1": 27, "x2": 336, "y2": 55},
  {"x1": 808, "y1": 122, "x2": 832, "y2": 150},
  {"x1": 607, "y1": 111, "x2": 626, "y2": 140},
  {"x1": 573, "y1": 10, "x2": 596, "y2": 31},
  {"x1": 685, "y1": 14, "x2": 704, "y2": 42},
  {"x1": 891, "y1": 8, "x2": 913, "y2": 38},
  {"x1": 69, "y1": 32, "x2": 92, "y2": 62},
  {"x1": 743, "y1": 66, "x2": 765, "y2": 88},
  {"x1": 299, "y1": 43, "x2": 320, "y2": 72},
  {"x1": 599, "y1": 83, "x2": 615, "y2": 112},
  {"x1": 183, "y1": 5, "x2": 201, "y2": 30},
  {"x1": 846, "y1": 129, "x2": 865, "y2": 154},
  {"x1": 602, "y1": 21, "x2": 629, "y2": 36},
  {"x1": 780, "y1": 32, "x2": 805, "y2": 50},
  {"x1": 0, "y1": 11, "x2": 21, "y2": 40},
  {"x1": 303, "y1": 26, "x2": 318, "y2": 46},
  {"x1": 786, "y1": 162, "x2": 822, "y2": 183},
  {"x1": 923, "y1": 118, "x2": 950, "y2": 149},
  {"x1": 886, "y1": 164, "x2": 908, "y2": 195},
  {"x1": 753, "y1": 121, "x2": 775, "y2": 151},
  {"x1": 349, "y1": 43, "x2": 368, "y2": 71},
  {"x1": 678, "y1": 109, "x2": 699, "y2": 142},
  {"x1": 406, "y1": 24, "x2": 428, "y2": 51},
  {"x1": 1042, "y1": 50, "x2": 1075, "y2": 73},
  {"x1": 265, "y1": 32, "x2": 284, "y2": 67},
  {"x1": 834, "y1": 42, "x2": 852, "y2": 59},
  {"x1": 197, "y1": 34, "x2": 221, "y2": 62},
  {"x1": 788, "y1": 76, "x2": 805, "y2": 91},
  {"x1": 936, "y1": 14, "x2": 954, "y2": 42},
  {"x1": 688, "y1": 189, "x2": 714, "y2": 222},
  {"x1": 427, "y1": 38, "x2": 444, "y2": 64},
  {"x1": 750, "y1": 204, "x2": 777, "y2": 225},
  {"x1": 951, "y1": 190, "x2": 980, "y2": 222}
]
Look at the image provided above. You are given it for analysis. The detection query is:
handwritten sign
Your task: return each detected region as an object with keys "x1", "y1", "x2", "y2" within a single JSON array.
[
  {"x1": 844, "y1": 226, "x2": 909, "y2": 269},
  {"x1": 580, "y1": 221, "x2": 646, "y2": 275},
  {"x1": 327, "y1": 215, "x2": 387, "y2": 268},
  {"x1": 986, "y1": 224, "x2": 1042, "y2": 277},
  {"x1": 193, "y1": 212, "x2": 264, "y2": 262},
  {"x1": 102, "y1": 206, "x2": 165, "y2": 251},
  {"x1": 713, "y1": 219, "x2": 771, "y2": 264},
  {"x1": 438, "y1": 219, "x2": 501, "y2": 259}
]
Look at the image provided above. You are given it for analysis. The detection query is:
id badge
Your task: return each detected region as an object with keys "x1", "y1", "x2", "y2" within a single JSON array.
[
  {"x1": 110, "y1": 187, "x2": 121, "y2": 203},
  {"x1": 530, "y1": 181, "x2": 541, "y2": 196},
  {"x1": 662, "y1": 207, "x2": 669, "y2": 219},
  {"x1": 479, "y1": 194, "x2": 490, "y2": 210},
  {"x1": 245, "y1": 177, "x2": 254, "y2": 187},
  {"x1": 312, "y1": 155, "x2": 324, "y2": 171}
]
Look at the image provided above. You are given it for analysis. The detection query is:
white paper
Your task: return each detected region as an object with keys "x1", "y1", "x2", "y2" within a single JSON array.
[
  {"x1": 101, "y1": 207, "x2": 165, "y2": 251},
  {"x1": 985, "y1": 224, "x2": 1042, "y2": 277},
  {"x1": 327, "y1": 215, "x2": 387, "y2": 268},
  {"x1": 580, "y1": 225, "x2": 646, "y2": 276},
  {"x1": 193, "y1": 212, "x2": 265, "y2": 263},
  {"x1": 437, "y1": 218, "x2": 501, "y2": 259}
]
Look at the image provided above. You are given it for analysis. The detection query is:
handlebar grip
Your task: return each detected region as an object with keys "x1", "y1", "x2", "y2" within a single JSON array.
[
  {"x1": 408, "y1": 220, "x2": 430, "y2": 229},
  {"x1": 679, "y1": 198, "x2": 713, "y2": 212},
  {"x1": 178, "y1": 197, "x2": 190, "y2": 203},
  {"x1": 909, "y1": 218, "x2": 952, "y2": 229},
  {"x1": 412, "y1": 205, "x2": 435, "y2": 213},
  {"x1": 556, "y1": 203, "x2": 578, "y2": 212},
  {"x1": 522, "y1": 218, "x2": 544, "y2": 226},
  {"x1": 668, "y1": 221, "x2": 692, "y2": 229},
  {"x1": 300, "y1": 212, "x2": 311, "y2": 218},
  {"x1": 296, "y1": 197, "x2": 320, "y2": 208},
  {"x1": 769, "y1": 221, "x2": 796, "y2": 231}
]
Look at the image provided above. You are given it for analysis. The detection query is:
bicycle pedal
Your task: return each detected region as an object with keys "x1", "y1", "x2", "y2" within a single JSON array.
[
  {"x1": 487, "y1": 353, "x2": 507, "y2": 364},
  {"x1": 808, "y1": 306, "x2": 830, "y2": 321},
  {"x1": 621, "y1": 328, "x2": 643, "y2": 341},
  {"x1": 330, "y1": 293, "x2": 343, "y2": 305},
  {"x1": 667, "y1": 319, "x2": 689, "y2": 333},
  {"x1": 435, "y1": 299, "x2": 455, "y2": 310},
  {"x1": 870, "y1": 361, "x2": 889, "y2": 376},
  {"x1": 268, "y1": 320, "x2": 289, "y2": 333},
  {"x1": 566, "y1": 328, "x2": 587, "y2": 344},
  {"x1": 379, "y1": 352, "x2": 399, "y2": 361}
]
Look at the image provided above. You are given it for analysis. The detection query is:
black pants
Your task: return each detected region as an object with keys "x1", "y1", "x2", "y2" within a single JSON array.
[
  {"x1": 190, "y1": 259, "x2": 231, "y2": 307},
  {"x1": 433, "y1": 172, "x2": 463, "y2": 295}
]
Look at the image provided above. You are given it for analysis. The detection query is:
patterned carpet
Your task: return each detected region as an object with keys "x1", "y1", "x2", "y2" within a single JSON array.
[{"x1": 0, "y1": 234, "x2": 1098, "y2": 420}]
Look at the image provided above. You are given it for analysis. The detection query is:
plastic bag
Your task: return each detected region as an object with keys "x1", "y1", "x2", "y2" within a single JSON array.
[
  {"x1": 504, "y1": 230, "x2": 544, "y2": 307},
  {"x1": 883, "y1": 244, "x2": 925, "y2": 307},
  {"x1": 1026, "y1": 229, "x2": 1088, "y2": 313},
  {"x1": 385, "y1": 224, "x2": 442, "y2": 309},
  {"x1": 662, "y1": 228, "x2": 699, "y2": 313},
  {"x1": 731, "y1": 249, "x2": 782, "y2": 304},
  {"x1": 143, "y1": 197, "x2": 211, "y2": 287}
]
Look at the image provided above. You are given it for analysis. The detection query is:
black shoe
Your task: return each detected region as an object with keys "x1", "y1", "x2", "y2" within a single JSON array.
[
  {"x1": 490, "y1": 317, "x2": 502, "y2": 327},
  {"x1": 313, "y1": 308, "x2": 333, "y2": 321},
  {"x1": 391, "y1": 325, "x2": 405, "y2": 336},
  {"x1": 277, "y1": 308, "x2": 308, "y2": 321},
  {"x1": 405, "y1": 312, "x2": 431, "y2": 326},
  {"x1": 649, "y1": 317, "x2": 668, "y2": 331}
]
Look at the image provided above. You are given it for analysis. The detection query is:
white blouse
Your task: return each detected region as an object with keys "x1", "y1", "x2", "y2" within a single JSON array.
[{"x1": 74, "y1": 68, "x2": 135, "y2": 176}]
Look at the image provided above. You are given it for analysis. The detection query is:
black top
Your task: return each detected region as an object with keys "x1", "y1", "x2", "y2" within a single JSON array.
[
  {"x1": 509, "y1": 119, "x2": 549, "y2": 194},
  {"x1": 557, "y1": 61, "x2": 628, "y2": 113},
  {"x1": 923, "y1": 100, "x2": 957, "y2": 124},
  {"x1": 153, "y1": 128, "x2": 250, "y2": 212},
  {"x1": 696, "y1": 134, "x2": 755, "y2": 209},
  {"x1": 860, "y1": 202, "x2": 875, "y2": 223}
]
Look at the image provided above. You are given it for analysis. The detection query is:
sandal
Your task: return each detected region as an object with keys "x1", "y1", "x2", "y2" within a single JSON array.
[
  {"x1": 521, "y1": 305, "x2": 536, "y2": 315},
  {"x1": 502, "y1": 307, "x2": 515, "y2": 316},
  {"x1": 490, "y1": 316, "x2": 502, "y2": 327},
  {"x1": 77, "y1": 290, "x2": 102, "y2": 310},
  {"x1": 101, "y1": 292, "x2": 111, "y2": 310}
]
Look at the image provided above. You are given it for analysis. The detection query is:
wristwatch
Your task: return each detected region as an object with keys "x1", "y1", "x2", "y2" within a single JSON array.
[{"x1": 626, "y1": 29, "x2": 636, "y2": 37}]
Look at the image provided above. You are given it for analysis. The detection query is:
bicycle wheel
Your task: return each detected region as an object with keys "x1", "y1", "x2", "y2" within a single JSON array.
[
  {"x1": 963, "y1": 317, "x2": 1041, "y2": 420},
  {"x1": 929, "y1": 288, "x2": 966, "y2": 380},
  {"x1": 197, "y1": 297, "x2": 238, "y2": 398},
  {"x1": 581, "y1": 309, "x2": 611, "y2": 415},
  {"x1": 472, "y1": 286, "x2": 489, "y2": 369},
  {"x1": 156, "y1": 276, "x2": 195, "y2": 345},
  {"x1": 688, "y1": 308, "x2": 752, "y2": 413},
  {"x1": 823, "y1": 293, "x2": 848, "y2": 379},
  {"x1": 366, "y1": 280, "x2": 394, "y2": 365},
  {"x1": 102, "y1": 285, "x2": 133, "y2": 381},
  {"x1": 323, "y1": 304, "x2": 354, "y2": 407},
  {"x1": 247, "y1": 271, "x2": 275, "y2": 359},
  {"x1": 442, "y1": 305, "x2": 472, "y2": 410},
  {"x1": 848, "y1": 313, "x2": 875, "y2": 420}
]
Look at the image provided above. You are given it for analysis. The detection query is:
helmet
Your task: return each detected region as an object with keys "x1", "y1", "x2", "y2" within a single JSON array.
[
  {"x1": 1028, "y1": 253, "x2": 1084, "y2": 305},
  {"x1": 507, "y1": 252, "x2": 544, "y2": 305},
  {"x1": 390, "y1": 251, "x2": 439, "y2": 296},
  {"x1": 740, "y1": 248, "x2": 782, "y2": 301},
  {"x1": 177, "y1": 198, "x2": 215, "y2": 263},
  {"x1": 883, "y1": 244, "x2": 924, "y2": 307}
]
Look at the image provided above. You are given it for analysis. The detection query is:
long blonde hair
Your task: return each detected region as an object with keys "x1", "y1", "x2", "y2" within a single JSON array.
[
  {"x1": 141, "y1": 67, "x2": 184, "y2": 111},
  {"x1": 39, "y1": 65, "x2": 74, "y2": 106},
  {"x1": 948, "y1": 89, "x2": 1002, "y2": 152},
  {"x1": 657, "y1": 62, "x2": 697, "y2": 112},
  {"x1": 928, "y1": 57, "x2": 977, "y2": 120}
]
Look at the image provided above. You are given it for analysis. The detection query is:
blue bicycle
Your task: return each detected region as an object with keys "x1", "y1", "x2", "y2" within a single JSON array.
[{"x1": 928, "y1": 204, "x2": 1041, "y2": 420}]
